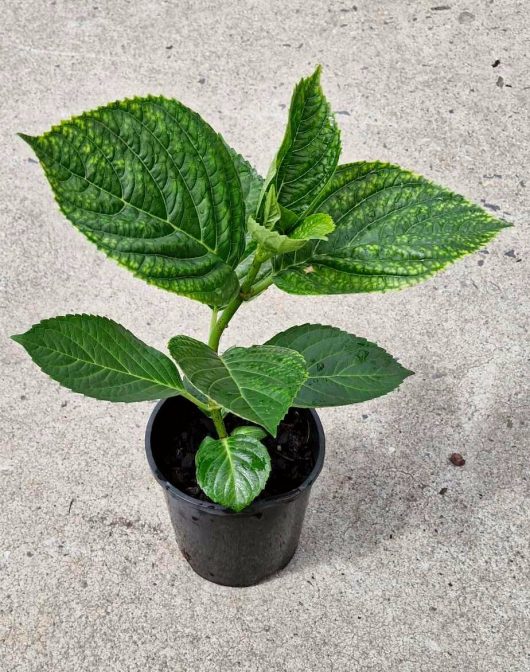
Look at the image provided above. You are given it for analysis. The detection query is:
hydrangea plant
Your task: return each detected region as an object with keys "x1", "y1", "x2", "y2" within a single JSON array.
[{"x1": 13, "y1": 67, "x2": 507, "y2": 511}]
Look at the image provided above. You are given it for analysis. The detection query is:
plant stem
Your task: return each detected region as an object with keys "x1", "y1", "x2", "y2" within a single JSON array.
[
  {"x1": 204, "y1": 247, "x2": 270, "y2": 439},
  {"x1": 246, "y1": 274, "x2": 273, "y2": 298},
  {"x1": 208, "y1": 249, "x2": 268, "y2": 352},
  {"x1": 209, "y1": 306, "x2": 218, "y2": 336},
  {"x1": 180, "y1": 389, "x2": 211, "y2": 414},
  {"x1": 209, "y1": 295, "x2": 242, "y2": 352},
  {"x1": 209, "y1": 406, "x2": 227, "y2": 439}
]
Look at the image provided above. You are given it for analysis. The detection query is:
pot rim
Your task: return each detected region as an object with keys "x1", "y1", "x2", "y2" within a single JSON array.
[{"x1": 145, "y1": 398, "x2": 326, "y2": 517}]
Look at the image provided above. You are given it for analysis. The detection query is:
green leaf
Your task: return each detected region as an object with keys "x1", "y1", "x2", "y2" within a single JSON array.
[
  {"x1": 278, "y1": 204, "x2": 299, "y2": 233},
  {"x1": 262, "y1": 185, "x2": 282, "y2": 229},
  {"x1": 248, "y1": 216, "x2": 308, "y2": 254},
  {"x1": 274, "y1": 66, "x2": 341, "y2": 215},
  {"x1": 224, "y1": 144, "x2": 263, "y2": 219},
  {"x1": 290, "y1": 213, "x2": 335, "y2": 241},
  {"x1": 248, "y1": 190, "x2": 336, "y2": 256},
  {"x1": 273, "y1": 162, "x2": 509, "y2": 295},
  {"x1": 196, "y1": 434, "x2": 271, "y2": 511},
  {"x1": 21, "y1": 96, "x2": 246, "y2": 306},
  {"x1": 267, "y1": 324, "x2": 413, "y2": 407},
  {"x1": 168, "y1": 336, "x2": 307, "y2": 434},
  {"x1": 12, "y1": 315, "x2": 183, "y2": 402}
]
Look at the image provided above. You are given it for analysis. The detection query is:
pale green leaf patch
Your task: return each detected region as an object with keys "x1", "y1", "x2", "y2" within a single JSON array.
[
  {"x1": 290, "y1": 213, "x2": 335, "y2": 241},
  {"x1": 248, "y1": 188, "x2": 336, "y2": 255},
  {"x1": 248, "y1": 216, "x2": 308, "y2": 255}
]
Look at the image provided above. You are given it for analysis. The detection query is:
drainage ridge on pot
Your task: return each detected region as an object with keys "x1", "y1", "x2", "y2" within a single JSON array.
[{"x1": 145, "y1": 396, "x2": 325, "y2": 586}]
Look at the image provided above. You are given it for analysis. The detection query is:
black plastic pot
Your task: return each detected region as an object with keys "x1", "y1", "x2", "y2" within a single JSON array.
[{"x1": 145, "y1": 397, "x2": 325, "y2": 587}]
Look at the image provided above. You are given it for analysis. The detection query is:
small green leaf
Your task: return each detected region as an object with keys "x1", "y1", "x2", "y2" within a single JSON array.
[
  {"x1": 262, "y1": 185, "x2": 282, "y2": 229},
  {"x1": 231, "y1": 425, "x2": 268, "y2": 441},
  {"x1": 168, "y1": 336, "x2": 307, "y2": 434},
  {"x1": 21, "y1": 96, "x2": 246, "y2": 306},
  {"x1": 267, "y1": 324, "x2": 412, "y2": 407},
  {"x1": 196, "y1": 434, "x2": 271, "y2": 511},
  {"x1": 248, "y1": 191, "x2": 335, "y2": 256},
  {"x1": 274, "y1": 66, "x2": 341, "y2": 215},
  {"x1": 248, "y1": 216, "x2": 307, "y2": 255},
  {"x1": 12, "y1": 315, "x2": 183, "y2": 402},
  {"x1": 278, "y1": 204, "x2": 299, "y2": 233},
  {"x1": 290, "y1": 213, "x2": 335, "y2": 241},
  {"x1": 273, "y1": 162, "x2": 509, "y2": 295}
]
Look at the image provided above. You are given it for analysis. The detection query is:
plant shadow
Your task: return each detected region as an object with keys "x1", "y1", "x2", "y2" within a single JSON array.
[{"x1": 278, "y1": 400, "x2": 444, "y2": 574}]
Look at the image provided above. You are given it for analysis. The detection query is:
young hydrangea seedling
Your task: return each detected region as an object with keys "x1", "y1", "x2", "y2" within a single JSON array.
[{"x1": 12, "y1": 67, "x2": 508, "y2": 511}]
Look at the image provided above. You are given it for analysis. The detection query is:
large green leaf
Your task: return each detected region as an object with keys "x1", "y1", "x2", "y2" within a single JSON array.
[
  {"x1": 273, "y1": 162, "x2": 509, "y2": 295},
  {"x1": 196, "y1": 433, "x2": 271, "y2": 511},
  {"x1": 12, "y1": 315, "x2": 183, "y2": 402},
  {"x1": 21, "y1": 96, "x2": 246, "y2": 306},
  {"x1": 274, "y1": 66, "x2": 341, "y2": 215},
  {"x1": 267, "y1": 324, "x2": 412, "y2": 407},
  {"x1": 168, "y1": 336, "x2": 307, "y2": 434}
]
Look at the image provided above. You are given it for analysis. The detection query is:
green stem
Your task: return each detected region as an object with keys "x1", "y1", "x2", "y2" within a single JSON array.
[
  {"x1": 246, "y1": 274, "x2": 273, "y2": 299},
  {"x1": 209, "y1": 406, "x2": 227, "y2": 439},
  {"x1": 204, "y1": 247, "x2": 271, "y2": 439},
  {"x1": 209, "y1": 249, "x2": 268, "y2": 352},
  {"x1": 206, "y1": 306, "x2": 228, "y2": 438},
  {"x1": 209, "y1": 295, "x2": 243, "y2": 352},
  {"x1": 209, "y1": 306, "x2": 218, "y2": 334},
  {"x1": 207, "y1": 307, "x2": 219, "y2": 349},
  {"x1": 180, "y1": 389, "x2": 211, "y2": 414}
]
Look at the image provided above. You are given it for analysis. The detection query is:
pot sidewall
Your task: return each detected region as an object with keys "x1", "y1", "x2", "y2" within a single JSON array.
[{"x1": 145, "y1": 397, "x2": 326, "y2": 586}]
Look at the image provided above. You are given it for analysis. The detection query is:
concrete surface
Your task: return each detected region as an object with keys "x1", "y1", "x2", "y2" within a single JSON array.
[{"x1": 1, "y1": 1, "x2": 528, "y2": 670}]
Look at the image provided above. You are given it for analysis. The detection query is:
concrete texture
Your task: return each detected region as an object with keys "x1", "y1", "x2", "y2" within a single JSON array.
[{"x1": 1, "y1": 1, "x2": 528, "y2": 670}]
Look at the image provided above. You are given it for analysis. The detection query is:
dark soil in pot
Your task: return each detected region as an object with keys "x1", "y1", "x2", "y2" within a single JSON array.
[
  {"x1": 145, "y1": 396, "x2": 325, "y2": 587},
  {"x1": 151, "y1": 400, "x2": 316, "y2": 502}
]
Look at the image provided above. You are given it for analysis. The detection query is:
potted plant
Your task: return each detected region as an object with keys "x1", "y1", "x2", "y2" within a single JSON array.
[{"x1": 13, "y1": 67, "x2": 507, "y2": 586}]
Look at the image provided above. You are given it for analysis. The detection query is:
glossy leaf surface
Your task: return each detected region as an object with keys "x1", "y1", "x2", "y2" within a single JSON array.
[
  {"x1": 274, "y1": 67, "x2": 341, "y2": 215},
  {"x1": 267, "y1": 324, "x2": 412, "y2": 407},
  {"x1": 196, "y1": 433, "x2": 271, "y2": 512},
  {"x1": 273, "y1": 162, "x2": 508, "y2": 295},
  {"x1": 12, "y1": 315, "x2": 183, "y2": 402},
  {"x1": 22, "y1": 96, "x2": 246, "y2": 306},
  {"x1": 168, "y1": 336, "x2": 307, "y2": 434}
]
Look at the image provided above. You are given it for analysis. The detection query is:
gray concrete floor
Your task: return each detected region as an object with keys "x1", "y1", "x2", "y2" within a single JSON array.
[{"x1": 1, "y1": 1, "x2": 528, "y2": 670}]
